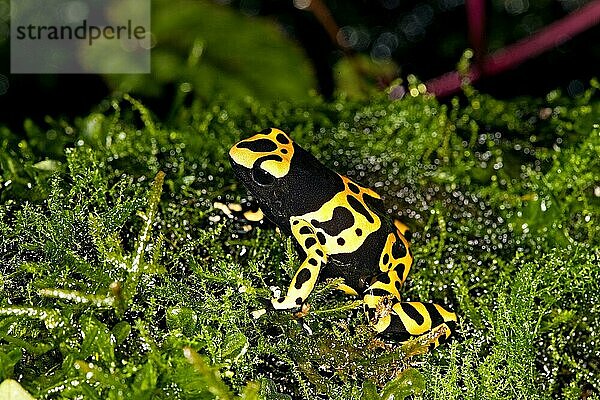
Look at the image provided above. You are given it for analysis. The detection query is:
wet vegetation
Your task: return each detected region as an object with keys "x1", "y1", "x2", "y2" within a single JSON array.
[{"x1": 0, "y1": 80, "x2": 599, "y2": 399}]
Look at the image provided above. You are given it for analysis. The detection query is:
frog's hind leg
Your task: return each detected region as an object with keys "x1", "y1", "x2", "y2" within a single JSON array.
[
  {"x1": 367, "y1": 299, "x2": 457, "y2": 348},
  {"x1": 269, "y1": 217, "x2": 327, "y2": 311},
  {"x1": 393, "y1": 219, "x2": 411, "y2": 238},
  {"x1": 392, "y1": 301, "x2": 457, "y2": 348}
]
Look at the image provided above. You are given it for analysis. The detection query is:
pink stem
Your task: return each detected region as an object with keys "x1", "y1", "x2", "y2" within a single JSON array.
[
  {"x1": 466, "y1": 0, "x2": 486, "y2": 64},
  {"x1": 425, "y1": 0, "x2": 600, "y2": 97}
]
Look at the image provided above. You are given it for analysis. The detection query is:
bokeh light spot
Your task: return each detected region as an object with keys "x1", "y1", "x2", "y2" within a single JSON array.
[
  {"x1": 381, "y1": 0, "x2": 400, "y2": 9},
  {"x1": 293, "y1": 0, "x2": 311, "y2": 10},
  {"x1": 440, "y1": 0, "x2": 464, "y2": 10},
  {"x1": 504, "y1": 0, "x2": 529, "y2": 15},
  {"x1": 337, "y1": 26, "x2": 357, "y2": 48},
  {"x1": 61, "y1": 1, "x2": 90, "y2": 23},
  {"x1": 567, "y1": 80, "x2": 584, "y2": 97},
  {"x1": 371, "y1": 44, "x2": 391, "y2": 60},
  {"x1": 376, "y1": 32, "x2": 399, "y2": 51},
  {"x1": 0, "y1": 74, "x2": 8, "y2": 95},
  {"x1": 337, "y1": 26, "x2": 370, "y2": 50}
]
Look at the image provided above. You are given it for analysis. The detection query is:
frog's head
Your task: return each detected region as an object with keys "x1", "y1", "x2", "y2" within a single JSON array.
[
  {"x1": 229, "y1": 128, "x2": 295, "y2": 227},
  {"x1": 229, "y1": 128, "x2": 341, "y2": 230}
]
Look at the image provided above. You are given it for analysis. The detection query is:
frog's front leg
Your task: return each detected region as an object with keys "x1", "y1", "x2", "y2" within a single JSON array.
[{"x1": 270, "y1": 217, "x2": 327, "y2": 311}]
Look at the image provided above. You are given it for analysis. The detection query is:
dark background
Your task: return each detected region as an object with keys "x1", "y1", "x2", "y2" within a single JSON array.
[{"x1": 0, "y1": 0, "x2": 598, "y2": 130}]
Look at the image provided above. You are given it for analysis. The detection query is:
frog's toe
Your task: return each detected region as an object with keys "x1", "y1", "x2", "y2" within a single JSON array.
[
  {"x1": 257, "y1": 297, "x2": 276, "y2": 311},
  {"x1": 270, "y1": 295, "x2": 304, "y2": 311},
  {"x1": 256, "y1": 296, "x2": 300, "y2": 312},
  {"x1": 251, "y1": 308, "x2": 267, "y2": 319}
]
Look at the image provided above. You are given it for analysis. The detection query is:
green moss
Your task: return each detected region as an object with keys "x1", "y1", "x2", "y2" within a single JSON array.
[{"x1": 0, "y1": 86, "x2": 599, "y2": 399}]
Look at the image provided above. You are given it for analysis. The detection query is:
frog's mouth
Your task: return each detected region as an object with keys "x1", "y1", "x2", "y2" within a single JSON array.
[
  {"x1": 252, "y1": 192, "x2": 284, "y2": 221},
  {"x1": 229, "y1": 155, "x2": 252, "y2": 187}
]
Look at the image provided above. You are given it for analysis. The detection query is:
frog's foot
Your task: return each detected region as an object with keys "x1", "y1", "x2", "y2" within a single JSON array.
[
  {"x1": 270, "y1": 295, "x2": 304, "y2": 312},
  {"x1": 250, "y1": 296, "x2": 280, "y2": 319},
  {"x1": 251, "y1": 298, "x2": 310, "y2": 320},
  {"x1": 418, "y1": 322, "x2": 456, "y2": 349},
  {"x1": 293, "y1": 302, "x2": 311, "y2": 319},
  {"x1": 251, "y1": 308, "x2": 267, "y2": 319},
  {"x1": 371, "y1": 301, "x2": 458, "y2": 349}
]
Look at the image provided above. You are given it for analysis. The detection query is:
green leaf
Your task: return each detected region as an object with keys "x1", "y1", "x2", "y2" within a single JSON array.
[
  {"x1": 380, "y1": 368, "x2": 425, "y2": 400},
  {"x1": 32, "y1": 159, "x2": 61, "y2": 171},
  {"x1": 102, "y1": 0, "x2": 315, "y2": 103},
  {"x1": 123, "y1": 171, "x2": 165, "y2": 303},
  {"x1": 221, "y1": 331, "x2": 249, "y2": 364},
  {"x1": 132, "y1": 361, "x2": 158, "y2": 398},
  {"x1": 181, "y1": 346, "x2": 236, "y2": 399},
  {"x1": 258, "y1": 378, "x2": 292, "y2": 400},
  {"x1": 360, "y1": 380, "x2": 379, "y2": 400},
  {"x1": 0, "y1": 379, "x2": 35, "y2": 400},
  {"x1": 166, "y1": 307, "x2": 198, "y2": 335},
  {"x1": 0, "y1": 349, "x2": 21, "y2": 380},
  {"x1": 112, "y1": 321, "x2": 132, "y2": 346},
  {"x1": 241, "y1": 381, "x2": 260, "y2": 400},
  {"x1": 79, "y1": 314, "x2": 116, "y2": 365},
  {"x1": 334, "y1": 54, "x2": 399, "y2": 99}
]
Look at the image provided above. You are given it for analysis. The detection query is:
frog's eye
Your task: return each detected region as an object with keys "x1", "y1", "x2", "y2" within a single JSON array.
[{"x1": 252, "y1": 167, "x2": 275, "y2": 186}]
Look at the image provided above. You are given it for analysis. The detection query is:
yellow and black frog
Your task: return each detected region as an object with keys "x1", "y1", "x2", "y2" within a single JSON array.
[{"x1": 229, "y1": 128, "x2": 457, "y2": 347}]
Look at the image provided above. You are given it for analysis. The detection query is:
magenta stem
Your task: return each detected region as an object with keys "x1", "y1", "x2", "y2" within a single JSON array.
[
  {"x1": 466, "y1": 0, "x2": 486, "y2": 64},
  {"x1": 425, "y1": 0, "x2": 600, "y2": 97}
]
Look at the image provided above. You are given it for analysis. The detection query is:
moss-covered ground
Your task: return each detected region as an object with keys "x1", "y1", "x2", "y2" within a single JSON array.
[{"x1": 1, "y1": 84, "x2": 599, "y2": 399}]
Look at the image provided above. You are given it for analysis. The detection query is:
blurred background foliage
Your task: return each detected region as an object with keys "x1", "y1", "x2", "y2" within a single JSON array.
[
  {"x1": 101, "y1": 0, "x2": 316, "y2": 103},
  {"x1": 0, "y1": 0, "x2": 599, "y2": 127}
]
